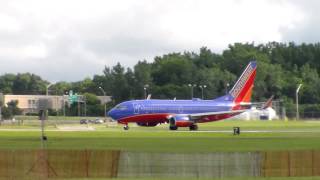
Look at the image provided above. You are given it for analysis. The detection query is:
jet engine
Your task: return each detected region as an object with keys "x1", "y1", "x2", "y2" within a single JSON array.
[{"x1": 169, "y1": 115, "x2": 196, "y2": 130}]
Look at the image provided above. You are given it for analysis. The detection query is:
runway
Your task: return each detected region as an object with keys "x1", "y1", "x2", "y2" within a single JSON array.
[
  {"x1": 176, "y1": 130, "x2": 320, "y2": 133},
  {"x1": 0, "y1": 128, "x2": 320, "y2": 133}
]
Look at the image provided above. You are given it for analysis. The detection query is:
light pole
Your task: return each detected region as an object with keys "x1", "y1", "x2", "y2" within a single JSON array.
[
  {"x1": 99, "y1": 86, "x2": 107, "y2": 119},
  {"x1": 199, "y1": 85, "x2": 207, "y2": 99},
  {"x1": 188, "y1": 84, "x2": 197, "y2": 99},
  {"x1": 143, "y1": 84, "x2": 149, "y2": 99},
  {"x1": 45, "y1": 83, "x2": 53, "y2": 125},
  {"x1": 296, "y1": 84, "x2": 302, "y2": 120},
  {"x1": 46, "y1": 83, "x2": 54, "y2": 96},
  {"x1": 63, "y1": 91, "x2": 68, "y2": 116},
  {"x1": 41, "y1": 83, "x2": 53, "y2": 149},
  {"x1": 225, "y1": 83, "x2": 230, "y2": 94}
]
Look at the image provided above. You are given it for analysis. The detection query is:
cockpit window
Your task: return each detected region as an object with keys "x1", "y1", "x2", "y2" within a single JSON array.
[{"x1": 115, "y1": 105, "x2": 128, "y2": 110}]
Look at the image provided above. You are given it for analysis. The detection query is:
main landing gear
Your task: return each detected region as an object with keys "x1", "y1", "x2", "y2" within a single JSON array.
[
  {"x1": 123, "y1": 125, "x2": 129, "y2": 130},
  {"x1": 169, "y1": 126, "x2": 178, "y2": 130},
  {"x1": 169, "y1": 124, "x2": 198, "y2": 131},
  {"x1": 189, "y1": 124, "x2": 198, "y2": 131}
]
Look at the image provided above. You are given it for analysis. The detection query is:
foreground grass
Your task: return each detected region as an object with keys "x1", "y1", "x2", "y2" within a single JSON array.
[
  {"x1": 107, "y1": 178, "x2": 320, "y2": 180},
  {"x1": 10, "y1": 176, "x2": 320, "y2": 180},
  {"x1": 1, "y1": 121, "x2": 320, "y2": 152}
]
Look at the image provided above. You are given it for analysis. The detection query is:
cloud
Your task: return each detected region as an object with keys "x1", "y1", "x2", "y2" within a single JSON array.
[
  {"x1": 280, "y1": 0, "x2": 320, "y2": 43},
  {"x1": 0, "y1": 0, "x2": 315, "y2": 81}
]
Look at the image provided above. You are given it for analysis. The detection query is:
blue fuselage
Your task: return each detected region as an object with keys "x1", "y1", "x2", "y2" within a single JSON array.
[{"x1": 108, "y1": 98, "x2": 234, "y2": 121}]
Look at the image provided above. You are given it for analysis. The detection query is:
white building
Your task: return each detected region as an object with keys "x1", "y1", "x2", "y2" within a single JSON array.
[
  {"x1": 3, "y1": 95, "x2": 111, "y2": 114},
  {"x1": 231, "y1": 107, "x2": 278, "y2": 120}
]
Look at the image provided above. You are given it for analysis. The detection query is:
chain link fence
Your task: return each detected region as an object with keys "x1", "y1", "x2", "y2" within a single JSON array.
[{"x1": 0, "y1": 116, "x2": 113, "y2": 127}]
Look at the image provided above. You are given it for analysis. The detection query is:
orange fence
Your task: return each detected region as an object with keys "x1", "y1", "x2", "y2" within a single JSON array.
[
  {"x1": 0, "y1": 150, "x2": 120, "y2": 179},
  {"x1": 262, "y1": 150, "x2": 320, "y2": 177},
  {"x1": 0, "y1": 150, "x2": 319, "y2": 178}
]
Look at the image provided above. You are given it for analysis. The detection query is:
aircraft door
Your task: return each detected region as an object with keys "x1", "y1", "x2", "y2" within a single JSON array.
[
  {"x1": 133, "y1": 103, "x2": 140, "y2": 114},
  {"x1": 178, "y1": 106, "x2": 183, "y2": 113}
]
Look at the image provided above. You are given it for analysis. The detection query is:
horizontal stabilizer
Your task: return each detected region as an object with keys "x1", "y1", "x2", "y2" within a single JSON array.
[{"x1": 261, "y1": 95, "x2": 274, "y2": 109}]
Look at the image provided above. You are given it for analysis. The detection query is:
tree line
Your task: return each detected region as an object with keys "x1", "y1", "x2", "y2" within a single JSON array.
[{"x1": 1, "y1": 42, "x2": 320, "y2": 117}]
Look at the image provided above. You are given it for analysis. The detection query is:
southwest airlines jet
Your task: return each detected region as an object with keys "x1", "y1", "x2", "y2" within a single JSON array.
[{"x1": 108, "y1": 61, "x2": 257, "y2": 130}]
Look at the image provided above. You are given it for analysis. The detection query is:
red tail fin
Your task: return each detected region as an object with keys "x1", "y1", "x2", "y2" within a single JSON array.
[{"x1": 229, "y1": 61, "x2": 257, "y2": 103}]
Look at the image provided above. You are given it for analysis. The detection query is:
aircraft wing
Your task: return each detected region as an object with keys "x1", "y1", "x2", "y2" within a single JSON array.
[{"x1": 188, "y1": 109, "x2": 246, "y2": 122}]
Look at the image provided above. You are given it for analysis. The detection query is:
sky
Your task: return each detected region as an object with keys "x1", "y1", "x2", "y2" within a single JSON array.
[{"x1": 0, "y1": 0, "x2": 318, "y2": 82}]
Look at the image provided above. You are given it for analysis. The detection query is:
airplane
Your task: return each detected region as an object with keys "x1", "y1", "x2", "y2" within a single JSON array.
[{"x1": 108, "y1": 61, "x2": 257, "y2": 131}]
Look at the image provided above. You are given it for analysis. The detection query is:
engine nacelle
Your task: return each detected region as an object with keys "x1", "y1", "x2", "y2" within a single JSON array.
[
  {"x1": 136, "y1": 122, "x2": 159, "y2": 127},
  {"x1": 169, "y1": 115, "x2": 193, "y2": 127}
]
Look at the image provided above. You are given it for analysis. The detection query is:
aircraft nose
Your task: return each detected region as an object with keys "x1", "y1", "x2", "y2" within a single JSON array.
[{"x1": 107, "y1": 109, "x2": 114, "y2": 119}]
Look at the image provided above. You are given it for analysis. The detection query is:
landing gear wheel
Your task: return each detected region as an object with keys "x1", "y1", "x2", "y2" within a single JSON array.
[
  {"x1": 169, "y1": 126, "x2": 178, "y2": 130},
  {"x1": 123, "y1": 125, "x2": 129, "y2": 130},
  {"x1": 189, "y1": 124, "x2": 198, "y2": 131}
]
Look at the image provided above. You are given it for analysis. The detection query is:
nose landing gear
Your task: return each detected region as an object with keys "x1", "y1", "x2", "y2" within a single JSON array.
[
  {"x1": 169, "y1": 126, "x2": 178, "y2": 130},
  {"x1": 123, "y1": 125, "x2": 129, "y2": 130}
]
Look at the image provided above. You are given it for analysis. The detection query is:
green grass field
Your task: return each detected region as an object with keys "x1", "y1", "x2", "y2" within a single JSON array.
[
  {"x1": 1, "y1": 120, "x2": 320, "y2": 180},
  {"x1": 1, "y1": 120, "x2": 320, "y2": 152}
]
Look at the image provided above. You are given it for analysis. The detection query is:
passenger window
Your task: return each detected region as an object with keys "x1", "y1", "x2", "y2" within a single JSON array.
[{"x1": 115, "y1": 105, "x2": 127, "y2": 110}]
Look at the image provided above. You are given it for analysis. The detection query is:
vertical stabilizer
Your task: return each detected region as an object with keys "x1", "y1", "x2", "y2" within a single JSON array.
[{"x1": 229, "y1": 61, "x2": 257, "y2": 103}]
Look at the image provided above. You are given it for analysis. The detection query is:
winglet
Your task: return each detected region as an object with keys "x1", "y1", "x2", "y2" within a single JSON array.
[
  {"x1": 229, "y1": 61, "x2": 257, "y2": 103},
  {"x1": 261, "y1": 95, "x2": 274, "y2": 109}
]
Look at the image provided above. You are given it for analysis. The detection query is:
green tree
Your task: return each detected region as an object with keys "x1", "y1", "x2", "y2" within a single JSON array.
[
  {"x1": 133, "y1": 61, "x2": 152, "y2": 99},
  {"x1": 12, "y1": 73, "x2": 47, "y2": 94},
  {"x1": 152, "y1": 53, "x2": 196, "y2": 86},
  {"x1": 195, "y1": 67, "x2": 236, "y2": 99},
  {"x1": 2, "y1": 100, "x2": 22, "y2": 119},
  {"x1": 0, "y1": 74, "x2": 15, "y2": 94},
  {"x1": 110, "y1": 63, "x2": 130, "y2": 103},
  {"x1": 83, "y1": 93, "x2": 104, "y2": 116},
  {"x1": 299, "y1": 64, "x2": 320, "y2": 104},
  {"x1": 192, "y1": 47, "x2": 221, "y2": 69},
  {"x1": 50, "y1": 81, "x2": 72, "y2": 95}
]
